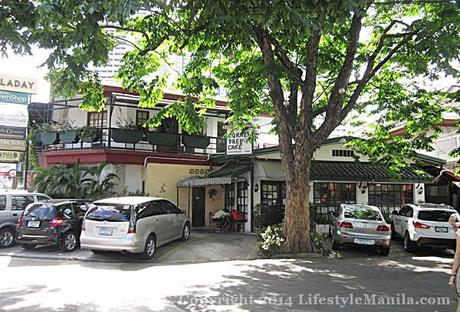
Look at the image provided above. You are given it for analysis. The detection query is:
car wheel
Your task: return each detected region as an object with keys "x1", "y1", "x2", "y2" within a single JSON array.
[
  {"x1": 21, "y1": 243, "x2": 37, "y2": 250},
  {"x1": 403, "y1": 232, "x2": 416, "y2": 253},
  {"x1": 181, "y1": 223, "x2": 190, "y2": 241},
  {"x1": 141, "y1": 234, "x2": 156, "y2": 260},
  {"x1": 379, "y1": 246, "x2": 390, "y2": 256},
  {"x1": 59, "y1": 231, "x2": 78, "y2": 252},
  {"x1": 0, "y1": 228, "x2": 15, "y2": 248}
]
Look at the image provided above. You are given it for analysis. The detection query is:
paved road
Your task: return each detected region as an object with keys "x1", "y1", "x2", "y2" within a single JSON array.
[
  {"x1": 0, "y1": 232, "x2": 259, "y2": 264},
  {"x1": 0, "y1": 244, "x2": 456, "y2": 312}
]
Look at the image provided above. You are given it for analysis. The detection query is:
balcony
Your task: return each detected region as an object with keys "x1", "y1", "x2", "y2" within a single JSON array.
[{"x1": 38, "y1": 127, "x2": 226, "y2": 155}]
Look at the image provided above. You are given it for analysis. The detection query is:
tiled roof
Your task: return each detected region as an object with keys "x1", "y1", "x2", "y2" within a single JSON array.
[{"x1": 311, "y1": 161, "x2": 433, "y2": 182}]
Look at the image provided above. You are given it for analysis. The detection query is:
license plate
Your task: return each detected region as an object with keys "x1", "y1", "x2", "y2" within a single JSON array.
[
  {"x1": 98, "y1": 227, "x2": 113, "y2": 236},
  {"x1": 435, "y1": 227, "x2": 448, "y2": 233},
  {"x1": 354, "y1": 238, "x2": 375, "y2": 245},
  {"x1": 27, "y1": 220, "x2": 40, "y2": 228}
]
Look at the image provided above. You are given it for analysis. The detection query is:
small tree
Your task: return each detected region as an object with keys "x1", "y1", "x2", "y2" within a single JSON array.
[{"x1": 33, "y1": 163, "x2": 119, "y2": 200}]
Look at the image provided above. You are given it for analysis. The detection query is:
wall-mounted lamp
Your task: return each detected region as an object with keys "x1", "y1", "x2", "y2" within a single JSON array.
[
  {"x1": 254, "y1": 183, "x2": 259, "y2": 192},
  {"x1": 358, "y1": 180, "x2": 373, "y2": 194}
]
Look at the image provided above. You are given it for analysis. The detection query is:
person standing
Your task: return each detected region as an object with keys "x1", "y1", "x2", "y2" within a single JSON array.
[{"x1": 449, "y1": 214, "x2": 460, "y2": 312}]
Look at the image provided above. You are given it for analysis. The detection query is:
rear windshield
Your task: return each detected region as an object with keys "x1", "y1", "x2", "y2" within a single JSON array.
[
  {"x1": 24, "y1": 204, "x2": 56, "y2": 220},
  {"x1": 417, "y1": 210, "x2": 455, "y2": 222},
  {"x1": 86, "y1": 204, "x2": 132, "y2": 222},
  {"x1": 344, "y1": 207, "x2": 382, "y2": 221}
]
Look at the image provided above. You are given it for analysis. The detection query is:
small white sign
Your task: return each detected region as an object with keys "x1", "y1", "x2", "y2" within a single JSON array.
[
  {"x1": 0, "y1": 163, "x2": 17, "y2": 177},
  {"x1": 0, "y1": 110, "x2": 28, "y2": 127},
  {"x1": 226, "y1": 131, "x2": 253, "y2": 155}
]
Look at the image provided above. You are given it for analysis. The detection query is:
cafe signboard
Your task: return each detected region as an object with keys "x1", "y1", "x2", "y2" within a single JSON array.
[{"x1": 226, "y1": 131, "x2": 253, "y2": 155}]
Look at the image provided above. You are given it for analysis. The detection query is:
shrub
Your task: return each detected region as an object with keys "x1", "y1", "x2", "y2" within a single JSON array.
[{"x1": 258, "y1": 224, "x2": 285, "y2": 255}]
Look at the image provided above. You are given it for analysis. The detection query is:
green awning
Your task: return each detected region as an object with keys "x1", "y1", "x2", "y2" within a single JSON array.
[{"x1": 259, "y1": 161, "x2": 433, "y2": 183}]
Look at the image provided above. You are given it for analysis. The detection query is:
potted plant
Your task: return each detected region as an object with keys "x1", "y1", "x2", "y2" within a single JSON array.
[
  {"x1": 57, "y1": 120, "x2": 79, "y2": 144},
  {"x1": 182, "y1": 134, "x2": 210, "y2": 149},
  {"x1": 37, "y1": 123, "x2": 60, "y2": 145},
  {"x1": 111, "y1": 116, "x2": 144, "y2": 144},
  {"x1": 145, "y1": 131, "x2": 178, "y2": 146},
  {"x1": 78, "y1": 126, "x2": 101, "y2": 142}
]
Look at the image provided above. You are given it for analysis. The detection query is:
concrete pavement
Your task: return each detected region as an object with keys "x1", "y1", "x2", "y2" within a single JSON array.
[
  {"x1": 0, "y1": 247, "x2": 455, "y2": 312},
  {"x1": 0, "y1": 231, "x2": 259, "y2": 264}
]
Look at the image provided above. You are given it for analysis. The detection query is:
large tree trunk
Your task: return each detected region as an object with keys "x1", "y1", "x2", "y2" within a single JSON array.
[{"x1": 282, "y1": 147, "x2": 313, "y2": 253}]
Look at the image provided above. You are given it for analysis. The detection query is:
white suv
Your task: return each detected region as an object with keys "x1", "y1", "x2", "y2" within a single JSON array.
[
  {"x1": 391, "y1": 203, "x2": 460, "y2": 252},
  {"x1": 0, "y1": 190, "x2": 51, "y2": 248}
]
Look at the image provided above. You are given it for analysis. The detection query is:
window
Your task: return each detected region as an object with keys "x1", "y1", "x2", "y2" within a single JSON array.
[
  {"x1": 136, "y1": 110, "x2": 150, "y2": 128},
  {"x1": 259, "y1": 181, "x2": 286, "y2": 227},
  {"x1": 225, "y1": 183, "x2": 235, "y2": 211},
  {"x1": 11, "y1": 196, "x2": 34, "y2": 211},
  {"x1": 161, "y1": 200, "x2": 180, "y2": 214},
  {"x1": 403, "y1": 207, "x2": 413, "y2": 218},
  {"x1": 0, "y1": 196, "x2": 5, "y2": 211},
  {"x1": 368, "y1": 184, "x2": 413, "y2": 211},
  {"x1": 37, "y1": 195, "x2": 50, "y2": 202},
  {"x1": 87, "y1": 111, "x2": 107, "y2": 128},
  {"x1": 151, "y1": 201, "x2": 166, "y2": 216},
  {"x1": 237, "y1": 182, "x2": 248, "y2": 213},
  {"x1": 332, "y1": 149, "x2": 355, "y2": 157},
  {"x1": 217, "y1": 121, "x2": 227, "y2": 153},
  {"x1": 313, "y1": 183, "x2": 356, "y2": 209}
]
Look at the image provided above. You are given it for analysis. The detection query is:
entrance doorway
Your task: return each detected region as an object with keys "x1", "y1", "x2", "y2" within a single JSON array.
[{"x1": 192, "y1": 187, "x2": 206, "y2": 227}]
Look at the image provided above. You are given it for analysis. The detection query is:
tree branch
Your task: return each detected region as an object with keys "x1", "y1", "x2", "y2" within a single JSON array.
[
  {"x1": 252, "y1": 28, "x2": 295, "y2": 165},
  {"x1": 314, "y1": 10, "x2": 364, "y2": 145},
  {"x1": 254, "y1": 26, "x2": 304, "y2": 84},
  {"x1": 300, "y1": 29, "x2": 321, "y2": 140}
]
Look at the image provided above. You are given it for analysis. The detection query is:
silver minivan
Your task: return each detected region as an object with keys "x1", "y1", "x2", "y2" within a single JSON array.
[
  {"x1": 80, "y1": 197, "x2": 190, "y2": 259},
  {"x1": 0, "y1": 190, "x2": 51, "y2": 248}
]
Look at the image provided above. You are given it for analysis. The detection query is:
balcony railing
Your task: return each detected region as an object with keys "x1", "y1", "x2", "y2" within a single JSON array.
[{"x1": 37, "y1": 127, "x2": 227, "y2": 155}]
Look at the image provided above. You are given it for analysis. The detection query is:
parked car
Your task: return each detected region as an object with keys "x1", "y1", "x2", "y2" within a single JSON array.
[
  {"x1": 329, "y1": 204, "x2": 391, "y2": 255},
  {"x1": 391, "y1": 203, "x2": 460, "y2": 252},
  {"x1": 16, "y1": 199, "x2": 90, "y2": 252},
  {"x1": 80, "y1": 197, "x2": 190, "y2": 259},
  {"x1": 0, "y1": 190, "x2": 51, "y2": 248}
]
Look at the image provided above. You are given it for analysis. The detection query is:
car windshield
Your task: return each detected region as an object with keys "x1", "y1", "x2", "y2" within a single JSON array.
[
  {"x1": 86, "y1": 204, "x2": 132, "y2": 222},
  {"x1": 417, "y1": 210, "x2": 455, "y2": 222},
  {"x1": 344, "y1": 207, "x2": 382, "y2": 221},
  {"x1": 24, "y1": 204, "x2": 56, "y2": 220}
]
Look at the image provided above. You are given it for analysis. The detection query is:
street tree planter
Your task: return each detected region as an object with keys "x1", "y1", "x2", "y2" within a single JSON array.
[
  {"x1": 59, "y1": 130, "x2": 80, "y2": 144},
  {"x1": 183, "y1": 134, "x2": 210, "y2": 149},
  {"x1": 40, "y1": 132, "x2": 59, "y2": 145},
  {"x1": 111, "y1": 128, "x2": 144, "y2": 144},
  {"x1": 80, "y1": 128, "x2": 101, "y2": 143},
  {"x1": 145, "y1": 132, "x2": 178, "y2": 146}
]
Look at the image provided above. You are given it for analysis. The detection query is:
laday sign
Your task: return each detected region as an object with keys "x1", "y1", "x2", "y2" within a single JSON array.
[{"x1": 0, "y1": 74, "x2": 37, "y2": 94}]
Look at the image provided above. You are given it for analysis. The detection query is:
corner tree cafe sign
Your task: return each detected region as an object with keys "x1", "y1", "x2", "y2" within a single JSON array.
[
  {"x1": 226, "y1": 131, "x2": 253, "y2": 155},
  {"x1": 0, "y1": 74, "x2": 37, "y2": 94}
]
